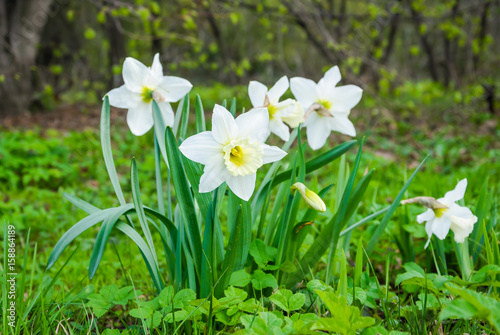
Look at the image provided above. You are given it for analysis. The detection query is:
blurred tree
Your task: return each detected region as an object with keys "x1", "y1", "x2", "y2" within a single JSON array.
[
  {"x1": 0, "y1": 0, "x2": 55, "y2": 116},
  {"x1": 0, "y1": 0, "x2": 498, "y2": 114}
]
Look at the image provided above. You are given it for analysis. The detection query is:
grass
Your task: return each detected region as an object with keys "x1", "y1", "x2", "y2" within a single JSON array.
[{"x1": 1, "y1": 94, "x2": 499, "y2": 334}]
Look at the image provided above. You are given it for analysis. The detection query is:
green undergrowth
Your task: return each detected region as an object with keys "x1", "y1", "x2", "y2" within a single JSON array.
[{"x1": 1, "y1": 108, "x2": 499, "y2": 334}]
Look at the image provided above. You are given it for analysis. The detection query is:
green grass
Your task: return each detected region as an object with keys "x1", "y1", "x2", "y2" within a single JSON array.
[{"x1": 1, "y1": 97, "x2": 499, "y2": 334}]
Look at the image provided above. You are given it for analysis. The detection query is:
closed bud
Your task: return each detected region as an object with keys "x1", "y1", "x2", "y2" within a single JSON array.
[{"x1": 291, "y1": 182, "x2": 326, "y2": 212}]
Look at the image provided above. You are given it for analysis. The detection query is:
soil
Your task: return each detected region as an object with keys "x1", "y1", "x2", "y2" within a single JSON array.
[{"x1": 0, "y1": 104, "x2": 126, "y2": 131}]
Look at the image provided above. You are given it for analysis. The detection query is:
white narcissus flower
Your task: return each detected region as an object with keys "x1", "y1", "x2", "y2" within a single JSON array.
[
  {"x1": 290, "y1": 66, "x2": 362, "y2": 150},
  {"x1": 179, "y1": 105, "x2": 287, "y2": 201},
  {"x1": 417, "y1": 179, "x2": 478, "y2": 248},
  {"x1": 105, "y1": 53, "x2": 192, "y2": 136},
  {"x1": 248, "y1": 76, "x2": 297, "y2": 141}
]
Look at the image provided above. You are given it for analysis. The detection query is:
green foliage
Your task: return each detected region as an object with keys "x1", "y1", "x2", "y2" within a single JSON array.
[
  {"x1": 3, "y1": 81, "x2": 499, "y2": 335},
  {"x1": 87, "y1": 285, "x2": 138, "y2": 318},
  {"x1": 439, "y1": 286, "x2": 500, "y2": 333},
  {"x1": 269, "y1": 289, "x2": 305, "y2": 312},
  {"x1": 0, "y1": 130, "x2": 81, "y2": 191}
]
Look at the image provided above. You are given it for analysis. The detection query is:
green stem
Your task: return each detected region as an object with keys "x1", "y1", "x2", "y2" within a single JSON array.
[
  {"x1": 254, "y1": 128, "x2": 298, "y2": 203},
  {"x1": 460, "y1": 238, "x2": 472, "y2": 281},
  {"x1": 207, "y1": 208, "x2": 215, "y2": 335},
  {"x1": 154, "y1": 134, "x2": 165, "y2": 215}
]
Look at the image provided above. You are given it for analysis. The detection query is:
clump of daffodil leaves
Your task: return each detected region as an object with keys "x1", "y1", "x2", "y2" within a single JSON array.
[{"x1": 49, "y1": 53, "x2": 479, "y2": 309}]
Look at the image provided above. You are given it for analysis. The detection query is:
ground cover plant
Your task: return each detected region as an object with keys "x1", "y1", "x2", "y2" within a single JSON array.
[{"x1": 1, "y1": 50, "x2": 499, "y2": 335}]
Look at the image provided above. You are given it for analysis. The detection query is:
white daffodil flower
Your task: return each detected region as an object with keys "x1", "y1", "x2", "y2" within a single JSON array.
[
  {"x1": 248, "y1": 76, "x2": 296, "y2": 141},
  {"x1": 179, "y1": 105, "x2": 287, "y2": 201},
  {"x1": 416, "y1": 179, "x2": 478, "y2": 248},
  {"x1": 105, "y1": 53, "x2": 192, "y2": 136},
  {"x1": 290, "y1": 66, "x2": 362, "y2": 150}
]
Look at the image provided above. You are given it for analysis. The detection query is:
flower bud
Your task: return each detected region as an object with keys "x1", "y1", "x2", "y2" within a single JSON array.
[
  {"x1": 291, "y1": 182, "x2": 326, "y2": 212},
  {"x1": 400, "y1": 196, "x2": 448, "y2": 210},
  {"x1": 281, "y1": 101, "x2": 304, "y2": 128}
]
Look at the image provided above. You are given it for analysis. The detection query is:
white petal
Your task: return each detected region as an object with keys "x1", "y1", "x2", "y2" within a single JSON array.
[
  {"x1": 235, "y1": 107, "x2": 270, "y2": 142},
  {"x1": 424, "y1": 220, "x2": 434, "y2": 248},
  {"x1": 248, "y1": 81, "x2": 268, "y2": 107},
  {"x1": 290, "y1": 77, "x2": 319, "y2": 109},
  {"x1": 329, "y1": 85, "x2": 363, "y2": 112},
  {"x1": 156, "y1": 76, "x2": 193, "y2": 102},
  {"x1": 450, "y1": 215, "x2": 477, "y2": 243},
  {"x1": 447, "y1": 203, "x2": 473, "y2": 218},
  {"x1": 324, "y1": 66, "x2": 341, "y2": 87},
  {"x1": 431, "y1": 216, "x2": 452, "y2": 240},
  {"x1": 212, "y1": 104, "x2": 238, "y2": 144},
  {"x1": 106, "y1": 85, "x2": 140, "y2": 109},
  {"x1": 305, "y1": 113, "x2": 331, "y2": 150},
  {"x1": 317, "y1": 66, "x2": 341, "y2": 98},
  {"x1": 417, "y1": 209, "x2": 435, "y2": 223},
  {"x1": 273, "y1": 99, "x2": 295, "y2": 117},
  {"x1": 444, "y1": 179, "x2": 467, "y2": 203},
  {"x1": 179, "y1": 132, "x2": 222, "y2": 165},
  {"x1": 199, "y1": 158, "x2": 230, "y2": 193},
  {"x1": 262, "y1": 144, "x2": 287, "y2": 164},
  {"x1": 269, "y1": 118, "x2": 290, "y2": 141},
  {"x1": 226, "y1": 174, "x2": 257, "y2": 201},
  {"x1": 328, "y1": 113, "x2": 356, "y2": 137},
  {"x1": 158, "y1": 102, "x2": 175, "y2": 127},
  {"x1": 123, "y1": 57, "x2": 151, "y2": 93},
  {"x1": 267, "y1": 76, "x2": 289, "y2": 103},
  {"x1": 151, "y1": 53, "x2": 163, "y2": 78},
  {"x1": 127, "y1": 102, "x2": 154, "y2": 136}
]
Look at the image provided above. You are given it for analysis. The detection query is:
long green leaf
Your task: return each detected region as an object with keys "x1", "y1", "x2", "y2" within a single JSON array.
[
  {"x1": 154, "y1": 134, "x2": 165, "y2": 215},
  {"x1": 64, "y1": 192, "x2": 178, "y2": 250},
  {"x1": 278, "y1": 127, "x2": 306, "y2": 267},
  {"x1": 100, "y1": 96, "x2": 126, "y2": 205},
  {"x1": 325, "y1": 139, "x2": 364, "y2": 284},
  {"x1": 63, "y1": 192, "x2": 99, "y2": 213},
  {"x1": 275, "y1": 153, "x2": 299, "y2": 268},
  {"x1": 195, "y1": 94, "x2": 206, "y2": 133},
  {"x1": 88, "y1": 205, "x2": 137, "y2": 279},
  {"x1": 181, "y1": 149, "x2": 212, "y2": 220},
  {"x1": 216, "y1": 205, "x2": 243, "y2": 296},
  {"x1": 165, "y1": 126, "x2": 202, "y2": 277},
  {"x1": 227, "y1": 190, "x2": 252, "y2": 272},
  {"x1": 61, "y1": 193, "x2": 173, "y2": 291},
  {"x1": 46, "y1": 206, "x2": 127, "y2": 270},
  {"x1": 365, "y1": 156, "x2": 428, "y2": 254},
  {"x1": 179, "y1": 94, "x2": 190, "y2": 139},
  {"x1": 144, "y1": 207, "x2": 178, "y2": 248},
  {"x1": 131, "y1": 158, "x2": 158, "y2": 264},
  {"x1": 201, "y1": 190, "x2": 218, "y2": 298},
  {"x1": 175, "y1": 206, "x2": 184, "y2": 292},
  {"x1": 173, "y1": 96, "x2": 184, "y2": 136},
  {"x1": 229, "y1": 97, "x2": 237, "y2": 116},
  {"x1": 63, "y1": 192, "x2": 178, "y2": 248},
  {"x1": 339, "y1": 206, "x2": 389, "y2": 238},
  {"x1": 152, "y1": 101, "x2": 169, "y2": 166},
  {"x1": 115, "y1": 221, "x2": 163, "y2": 291}
]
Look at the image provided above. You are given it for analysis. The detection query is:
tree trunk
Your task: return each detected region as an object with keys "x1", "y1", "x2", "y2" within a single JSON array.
[
  {"x1": 0, "y1": 0, "x2": 55, "y2": 117},
  {"x1": 106, "y1": 14, "x2": 126, "y2": 89},
  {"x1": 473, "y1": 0, "x2": 491, "y2": 69},
  {"x1": 408, "y1": 0, "x2": 439, "y2": 82},
  {"x1": 443, "y1": 0, "x2": 460, "y2": 87}
]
